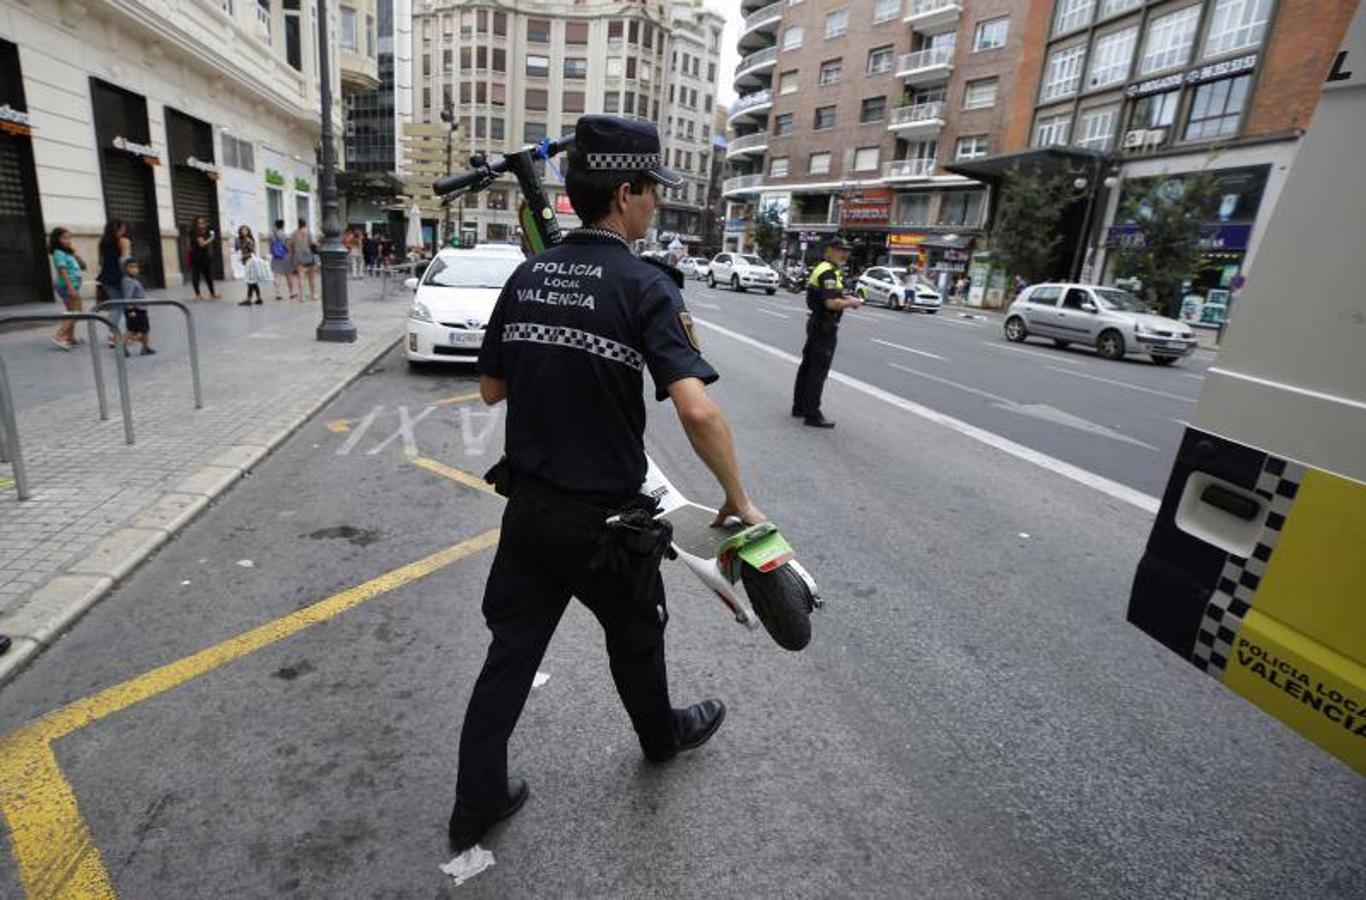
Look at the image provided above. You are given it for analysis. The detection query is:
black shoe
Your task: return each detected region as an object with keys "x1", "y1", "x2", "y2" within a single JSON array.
[
  {"x1": 238, "y1": 300, "x2": 252, "y2": 306},
  {"x1": 791, "y1": 408, "x2": 805, "y2": 418},
  {"x1": 803, "y1": 414, "x2": 836, "y2": 429},
  {"x1": 448, "y1": 777, "x2": 529, "y2": 853},
  {"x1": 254, "y1": 298, "x2": 263, "y2": 305},
  {"x1": 645, "y1": 699, "x2": 726, "y2": 764}
]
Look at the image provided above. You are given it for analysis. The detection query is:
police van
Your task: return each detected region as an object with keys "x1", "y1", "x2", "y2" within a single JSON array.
[{"x1": 1127, "y1": 8, "x2": 1364, "y2": 774}]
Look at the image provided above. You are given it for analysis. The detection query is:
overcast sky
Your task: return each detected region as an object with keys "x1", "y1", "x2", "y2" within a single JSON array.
[{"x1": 715, "y1": 4, "x2": 743, "y2": 107}]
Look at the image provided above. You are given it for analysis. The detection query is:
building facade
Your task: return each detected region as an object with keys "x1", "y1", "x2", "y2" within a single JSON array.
[
  {"x1": 658, "y1": 2, "x2": 724, "y2": 252},
  {"x1": 0, "y1": 0, "x2": 357, "y2": 303}
]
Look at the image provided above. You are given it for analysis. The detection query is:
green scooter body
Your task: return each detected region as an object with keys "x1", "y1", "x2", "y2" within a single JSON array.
[{"x1": 720, "y1": 523, "x2": 795, "y2": 580}]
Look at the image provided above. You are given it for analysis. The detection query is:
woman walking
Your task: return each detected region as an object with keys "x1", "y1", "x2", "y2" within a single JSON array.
[
  {"x1": 188, "y1": 216, "x2": 220, "y2": 300},
  {"x1": 289, "y1": 218, "x2": 317, "y2": 302},
  {"x1": 268, "y1": 219, "x2": 293, "y2": 300},
  {"x1": 239, "y1": 229, "x2": 270, "y2": 306},
  {"x1": 95, "y1": 219, "x2": 131, "y2": 345},
  {"x1": 49, "y1": 228, "x2": 85, "y2": 350}
]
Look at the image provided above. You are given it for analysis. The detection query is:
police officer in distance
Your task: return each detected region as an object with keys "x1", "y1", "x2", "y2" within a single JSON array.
[
  {"x1": 792, "y1": 237, "x2": 861, "y2": 428},
  {"x1": 448, "y1": 115, "x2": 766, "y2": 854}
]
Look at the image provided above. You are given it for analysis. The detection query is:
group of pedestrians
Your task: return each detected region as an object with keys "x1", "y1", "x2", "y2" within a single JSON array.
[
  {"x1": 48, "y1": 219, "x2": 153, "y2": 355},
  {"x1": 233, "y1": 219, "x2": 318, "y2": 303}
]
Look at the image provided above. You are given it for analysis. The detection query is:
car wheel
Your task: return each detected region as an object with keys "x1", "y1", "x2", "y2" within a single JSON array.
[
  {"x1": 1053, "y1": 339, "x2": 1070, "y2": 348},
  {"x1": 732, "y1": 275, "x2": 746, "y2": 293},
  {"x1": 766, "y1": 288, "x2": 776, "y2": 295},
  {"x1": 707, "y1": 273, "x2": 716, "y2": 288},
  {"x1": 926, "y1": 307, "x2": 938, "y2": 314},
  {"x1": 1096, "y1": 329, "x2": 1126, "y2": 360},
  {"x1": 1151, "y1": 356, "x2": 1178, "y2": 366},
  {"x1": 1004, "y1": 316, "x2": 1028, "y2": 342},
  {"x1": 857, "y1": 287, "x2": 868, "y2": 302}
]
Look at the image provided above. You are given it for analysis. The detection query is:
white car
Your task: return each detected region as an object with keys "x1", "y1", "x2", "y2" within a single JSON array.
[
  {"x1": 855, "y1": 266, "x2": 942, "y2": 312},
  {"x1": 405, "y1": 244, "x2": 525, "y2": 365},
  {"x1": 1003, "y1": 282, "x2": 1198, "y2": 365},
  {"x1": 708, "y1": 252, "x2": 778, "y2": 294},
  {"x1": 679, "y1": 256, "x2": 711, "y2": 280}
]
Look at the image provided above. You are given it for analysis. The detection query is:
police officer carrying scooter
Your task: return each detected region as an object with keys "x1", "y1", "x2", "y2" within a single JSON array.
[
  {"x1": 448, "y1": 116, "x2": 766, "y2": 854},
  {"x1": 792, "y1": 237, "x2": 861, "y2": 428}
]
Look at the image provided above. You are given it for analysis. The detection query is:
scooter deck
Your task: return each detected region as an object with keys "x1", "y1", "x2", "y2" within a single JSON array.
[{"x1": 662, "y1": 503, "x2": 745, "y2": 559}]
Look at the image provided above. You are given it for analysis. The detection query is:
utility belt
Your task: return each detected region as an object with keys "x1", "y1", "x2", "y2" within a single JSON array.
[
  {"x1": 807, "y1": 311, "x2": 841, "y2": 335},
  {"x1": 484, "y1": 458, "x2": 674, "y2": 604}
]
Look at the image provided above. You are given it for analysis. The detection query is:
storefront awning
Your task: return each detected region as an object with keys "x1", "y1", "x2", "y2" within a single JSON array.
[{"x1": 943, "y1": 147, "x2": 1108, "y2": 185}]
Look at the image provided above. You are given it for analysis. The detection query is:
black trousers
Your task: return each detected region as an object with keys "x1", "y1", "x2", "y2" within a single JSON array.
[
  {"x1": 454, "y1": 482, "x2": 674, "y2": 814},
  {"x1": 190, "y1": 254, "x2": 215, "y2": 296},
  {"x1": 793, "y1": 316, "x2": 839, "y2": 416}
]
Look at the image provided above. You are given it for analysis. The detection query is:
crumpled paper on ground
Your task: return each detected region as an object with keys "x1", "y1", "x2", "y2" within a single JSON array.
[{"x1": 439, "y1": 845, "x2": 496, "y2": 885}]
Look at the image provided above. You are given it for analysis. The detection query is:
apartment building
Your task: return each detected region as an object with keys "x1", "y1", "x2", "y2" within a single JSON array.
[
  {"x1": 659, "y1": 2, "x2": 725, "y2": 251},
  {"x1": 0, "y1": 0, "x2": 357, "y2": 302},
  {"x1": 402, "y1": 0, "x2": 722, "y2": 248}
]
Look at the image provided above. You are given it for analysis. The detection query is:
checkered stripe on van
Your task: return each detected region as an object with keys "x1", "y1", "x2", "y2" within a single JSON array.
[
  {"x1": 1192, "y1": 457, "x2": 1304, "y2": 676},
  {"x1": 502, "y1": 323, "x2": 644, "y2": 371}
]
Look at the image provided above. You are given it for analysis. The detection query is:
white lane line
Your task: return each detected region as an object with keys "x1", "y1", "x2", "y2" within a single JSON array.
[
  {"x1": 1045, "y1": 366, "x2": 1197, "y2": 403},
  {"x1": 928, "y1": 315, "x2": 986, "y2": 327},
  {"x1": 755, "y1": 308, "x2": 790, "y2": 319},
  {"x1": 871, "y1": 338, "x2": 946, "y2": 361},
  {"x1": 888, "y1": 363, "x2": 1006, "y2": 402},
  {"x1": 984, "y1": 343, "x2": 1087, "y2": 365},
  {"x1": 846, "y1": 310, "x2": 893, "y2": 321},
  {"x1": 691, "y1": 301, "x2": 721, "y2": 310},
  {"x1": 1181, "y1": 372, "x2": 1206, "y2": 381},
  {"x1": 694, "y1": 317, "x2": 1159, "y2": 514}
]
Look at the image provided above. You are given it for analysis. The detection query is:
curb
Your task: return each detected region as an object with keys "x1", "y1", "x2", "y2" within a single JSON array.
[{"x1": 0, "y1": 333, "x2": 402, "y2": 687}]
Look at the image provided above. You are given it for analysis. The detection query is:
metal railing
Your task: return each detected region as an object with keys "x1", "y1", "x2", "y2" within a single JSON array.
[
  {"x1": 730, "y1": 89, "x2": 773, "y2": 117},
  {"x1": 906, "y1": 0, "x2": 962, "y2": 19},
  {"x1": 736, "y1": 46, "x2": 778, "y2": 78},
  {"x1": 883, "y1": 158, "x2": 937, "y2": 179},
  {"x1": 722, "y1": 173, "x2": 766, "y2": 194},
  {"x1": 0, "y1": 313, "x2": 132, "y2": 501},
  {"x1": 94, "y1": 300, "x2": 202, "y2": 410},
  {"x1": 742, "y1": 1, "x2": 783, "y2": 32},
  {"x1": 896, "y1": 46, "x2": 954, "y2": 75},
  {"x1": 727, "y1": 132, "x2": 770, "y2": 154},
  {"x1": 889, "y1": 102, "x2": 946, "y2": 127}
]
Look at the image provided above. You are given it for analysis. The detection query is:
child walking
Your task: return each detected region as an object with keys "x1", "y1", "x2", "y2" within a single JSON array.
[
  {"x1": 120, "y1": 257, "x2": 155, "y2": 356},
  {"x1": 238, "y1": 230, "x2": 269, "y2": 306}
]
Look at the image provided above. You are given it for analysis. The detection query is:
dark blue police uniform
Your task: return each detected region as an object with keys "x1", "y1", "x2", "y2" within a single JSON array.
[
  {"x1": 792, "y1": 247, "x2": 848, "y2": 424},
  {"x1": 451, "y1": 159, "x2": 717, "y2": 843}
]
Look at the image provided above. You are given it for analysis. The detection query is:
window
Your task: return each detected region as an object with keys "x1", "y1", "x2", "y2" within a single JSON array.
[
  {"x1": 366, "y1": 13, "x2": 374, "y2": 57},
  {"x1": 526, "y1": 55, "x2": 549, "y2": 77},
  {"x1": 874, "y1": 0, "x2": 900, "y2": 23},
  {"x1": 493, "y1": 11, "x2": 507, "y2": 35},
  {"x1": 783, "y1": 26, "x2": 804, "y2": 51},
  {"x1": 1185, "y1": 74, "x2": 1252, "y2": 140},
  {"x1": 222, "y1": 135, "x2": 255, "y2": 171},
  {"x1": 1075, "y1": 105, "x2": 1119, "y2": 149},
  {"x1": 1061, "y1": 288, "x2": 1092, "y2": 310},
  {"x1": 938, "y1": 190, "x2": 986, "y2": 227},
  {"x1": 954, "y1": 134, "x2": 988, "y2": 160},
  {"x1": 813, "y1": 106, "x2": 836, "y2": 130},
  {"x1": 642, "y1": 61, "x2": 653, "y2": 83},
  {"x1": 604, "y1": 92, "x2": 620, "y2": 113},
  {"x1": 1088, "y1": 26, "x2": 1138, "y2": 89},
  {"x1": 1130, "y1": 89, "x2": 1180, "y2": 131},
  {"x1": 1033, "y1": 112, "x2": 1071, "y2": 147},
  {"x1": 852, "y1": 146, "x2": 880, "y2": 171},
  {"x1": 564, "y1": 58, "x2": 587, "y2": 79},
  {"x1": 1100, "y1": 0, "x2": 1142, "y2": 16},
  {"x1": 1041, "y1": 44, "x2": 1086, "y2": 101},
  {"x1": 894, "y1": 193, "x2": 930, "y2": 225},
  {"x1": 774, "y1": 113, "x2": 794, "y2": 136},
  {"x1": 623, "y1": 91, "x2": 635, "y2": 115},
  {"x1": 525, "y1": 88, "x2": 547, "y2": 111},
  {"x1": 486, "y1": 189, "x2": 509, "y2": 211},
  {"x1": 1054, "y1": 0, "x2": 1095, "y2": 35},
  {"x1": 1205, "y1": 0, "x2": 1272, "y2": 57},
  {"x1": 819, "y1": 59, "x2": 843, "y2": 86},
  {"x1": 867, "y1": 45, "x2": 894, "y2": 74},
  {"x1": 626, "y1": 57, "x2": 636, "y2": 79},
  {"x1": 809, "y1": 151, "x2": 832, "y2": 174},
  {"x1": 527, "y1": 18, "x2": 549, "y2": 43},
  {"x1": 770, "y1": 156, "x2": 789, "y2": 177},
  {"x1": 708, "y1": 62, "x2": 716, "y2": 81},
  {"x1": 524, "y1": 122, "x2": 547, "y2": 143},
  {"x1": 1139, "y1": 5, "x2": 1199, "y2": 74},
  {"x1": 476, "y1": 46, "x2": 488, "y2": 69},
  {"x1": 460, "y1": 46, "x2": 471, "y2": 70},
  {"x1": 1030, "y1": 285, "x2": 1062, "y2": 305},
  {"x1": 704, "y1": 94, "x2": 713, "y2": 112},
  {"x1": 490, "y1": 117, "x2": 505, "y2": 141},
  {"x1": 493, "y1": 48, "x2": 506, "y2": 72},
  {"x1": 339, "y1": 6, "x2": 357, "y2": 51},
  {"x1": 824, "y1": 8, "x2": 848, "y2": 39},
  {"x1": 973, "y1": 16, "x2": 1009, "y2": 51},
  {"x1": 779, "y1": 70, "x2": 799, "y2": 94},
  {"x1": 607, "y1": 57, "x2": 623, "y2": 77},
  {"x1": 963, "y1": 78, "x2": 998, "y2": 109},
  {"x1": 563, "y1": 91, "x2": 585, "y2": 113},
  {"x1": 565, "y1": 21, "x2": 589, "y2": 45},
  {"x1": 491, "y1": 83, "x2": 506, "y2": 106},
  {"x1": 860, "y1": 96, "x2": 886, "y2": 123},
  {"x1": 608, "y1": 20, "x2": 622, "y2": 42}
]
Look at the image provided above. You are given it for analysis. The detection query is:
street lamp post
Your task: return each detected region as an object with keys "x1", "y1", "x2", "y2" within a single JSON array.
[
  {"x1": 1069, "y1": 156, "x2": 1117, "y2": 284},
  {"x1": 440, "y1": 101, "x2": 464, "y2": 247},
  {"x1": 315, "y1": 0, "x2": 357, "y2": 343}
]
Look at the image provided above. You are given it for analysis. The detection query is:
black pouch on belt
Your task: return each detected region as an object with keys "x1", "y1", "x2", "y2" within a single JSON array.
[
  {"x1": 590, "y1": 496, "x2": 675, "y2": 606},
  {"x1": 482, "y1": 456, "x2": 513, "y2": 498}
]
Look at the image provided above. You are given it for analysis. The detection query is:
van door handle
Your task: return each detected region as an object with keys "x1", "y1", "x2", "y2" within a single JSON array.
[{"x1": 1200, "y1": 483, "x2": 1261, "y2": 521}]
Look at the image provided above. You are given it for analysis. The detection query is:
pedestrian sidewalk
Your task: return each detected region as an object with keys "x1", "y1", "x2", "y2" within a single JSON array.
[{"x1": 0, "y1": 277, "x2": 406, "y2": 683}]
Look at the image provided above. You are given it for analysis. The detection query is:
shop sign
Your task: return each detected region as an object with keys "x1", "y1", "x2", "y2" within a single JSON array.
[
  {"x1": 265, "y1": 168, "x2": 286, "y2": 187},
  {"x1": 1105, "y1": 222, "x2": 1252, "y2": 251},
  {"x1": 554, "y1": 193, "x2": 575, "y2": 215},
  {"x1": 112, "y1": 135, "x2": 160, "y2": 165},
  {"x1": 1126, "y1": 54, "x2": 1257, "y2": 97},
  {"x1": 724, "y1": 219, "x2": 747, "y2": 231},
  {"x1": 886, "y1": 232, "x2": 928, "y2": 249},
  {"x1": 840, "y1": 187, "x2": 892, "y2": 227},
  {"x1": 1125, "y1": 72, "x2": 1184, "y2": 98},
  {"x1": 185, "y1": 155, "x2": 220, "y2": 179},
  {"x1": 0, "y1": 103, "x2": 34, "y2": 137},
  {"x1": 294, "y1": 177, "x2": 312, "y2": 193}
]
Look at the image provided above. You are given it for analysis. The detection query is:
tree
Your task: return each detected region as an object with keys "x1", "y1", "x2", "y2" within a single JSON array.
[
  {"x1": 988, "y1": 164, "x2": 1072, "y2": 286},
  {"x1": 1113, "y1": 173, "x2": 1219, "y2": 317},
  {"x1": 752, "y1": 205, "x2": 783, "y2": 261}
]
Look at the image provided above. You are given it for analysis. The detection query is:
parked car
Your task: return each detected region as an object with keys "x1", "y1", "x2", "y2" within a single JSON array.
[
  {"x1": 1003, "y1": 282, "x2": 1197, "y2": 364},
  {"x1": 679, "y1": 256, "x2": 711, "y2": 280},
  {"x1": 405, "y1": 244, "x2": 525, "y2": 366},
  {"x1": 708, "y1": 252, "x2": 778, "y2": 294},
  {"x1": 855, "y1": 266, "x2": 943, "y2": 312}
]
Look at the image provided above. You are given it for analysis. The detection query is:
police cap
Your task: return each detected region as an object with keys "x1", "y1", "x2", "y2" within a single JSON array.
[{"x1": 574, "y1": 115, "x2": 683, "y2": 187}]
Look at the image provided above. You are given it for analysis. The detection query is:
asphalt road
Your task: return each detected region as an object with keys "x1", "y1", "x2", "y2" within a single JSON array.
[
  {"x1": 0, "y1": 325, "x2": 1359, "y2": 897},
  {"x1": 683, "y1": 278, "x2": 1213, "y2": 498}
]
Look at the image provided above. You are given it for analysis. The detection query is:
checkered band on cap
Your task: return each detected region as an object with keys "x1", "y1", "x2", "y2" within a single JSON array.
[
  {"x1": 1191, "y1": 456, "x2": 1305, "y2": 677},
  {"x1": 502, "y1": 322, "x2": 644, "y2": 371},
  {"x1": 586, "y1": 152, "x2": 661, "y2": 172}
]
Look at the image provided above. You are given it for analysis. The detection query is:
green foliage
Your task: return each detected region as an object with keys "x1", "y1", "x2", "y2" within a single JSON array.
[
  {"x1": 1113, "y1": 173, "x2": 1219, "y2": 316},
  {"x1": 752, "y1": 205, "x2": 783, "y2": 261},
  {"x1": 988, "y1": 164, "x2": 1072, "y2": 285}
]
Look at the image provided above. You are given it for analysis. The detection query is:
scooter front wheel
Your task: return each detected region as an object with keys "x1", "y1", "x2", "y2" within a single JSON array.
[{"x1": 741, "y1": 564, "x2": 812, "y2": 651}]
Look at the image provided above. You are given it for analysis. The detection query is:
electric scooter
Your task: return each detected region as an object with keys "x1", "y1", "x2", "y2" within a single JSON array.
[{"x1": 432, "y1": 136, "x2": 824, "y2": 651}]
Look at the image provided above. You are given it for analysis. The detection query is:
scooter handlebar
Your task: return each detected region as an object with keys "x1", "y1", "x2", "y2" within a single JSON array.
[{"x1": 431, "y1": 134, "x2": 576, "y2": 197}]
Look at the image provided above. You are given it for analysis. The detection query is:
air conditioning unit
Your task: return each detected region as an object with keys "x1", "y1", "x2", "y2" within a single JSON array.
[
  {"x1": 1145, "y1": 128, "x2": 1168, "y2": 146},
  {"x1": 1122, "y1": 129, "x2": 1147, "y2": 149}
]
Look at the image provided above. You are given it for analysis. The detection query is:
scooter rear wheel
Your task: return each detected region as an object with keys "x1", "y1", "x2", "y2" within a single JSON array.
[{"x1": 741, "y1": 564, "x2": 812, "y2": 651}]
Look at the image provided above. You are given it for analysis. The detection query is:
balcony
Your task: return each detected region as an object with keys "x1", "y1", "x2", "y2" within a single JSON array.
[
  {"x1": 887, "y1": 102, "x2": 945, "y2": 135},
  {"x1": 726, "y1": 131, "x2": 769, "y2": 159},
  {"x1": 895, "y1": 46, "x2": 954, "y2": 84},
  {"x1": 903, "y1": 0, "x2": 962, "y2": 33},
  {"x1": 728, "y1": 89, "x2": 773, "y2": 127},
  {"x1": 882, "y1": 158, "x2": 937, "y2": 182},
  {"x1": 739, "y1": 1, "x2": 783, "y2": 51},
  {"x1": 722, "y1": 173, "x2": 766, "y2": 197},
  {"x1": 734, "y1": 45, "x2": 778, "y2": 88}
]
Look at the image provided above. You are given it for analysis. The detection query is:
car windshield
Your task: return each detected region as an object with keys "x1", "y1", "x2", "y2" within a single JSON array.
[
  {"x1": 1093, "y1": 288, "x2": 1148, "y2": 313},
  {"x1": 739, "y1": 255, "x2": 767, "y2": 267},
  {"x1": 422, "y1": 254, "x2": 523, "y2": 289}
]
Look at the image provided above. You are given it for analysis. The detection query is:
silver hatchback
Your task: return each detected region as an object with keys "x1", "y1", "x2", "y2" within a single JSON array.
[{"x1": 1003, "y1": 283, "x2": 1198, "y2": 365}]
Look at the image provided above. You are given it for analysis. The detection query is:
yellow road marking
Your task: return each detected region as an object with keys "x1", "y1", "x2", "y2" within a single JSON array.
[
  {"x1": 0, "y1": 478, "x2": 13, "y2": 490},
  {"x1": 411, "y1": 455, "x2": 503, "y2": 498},
  {"x1": 325, "y1": 418, "x2": 353, "y2": 433},
  {"x1": 0, "y1": 527, "x2": 500, "y2": 898},
  {"x1": 432, "y1": 390, "x2": 482, "y2": 408}
]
